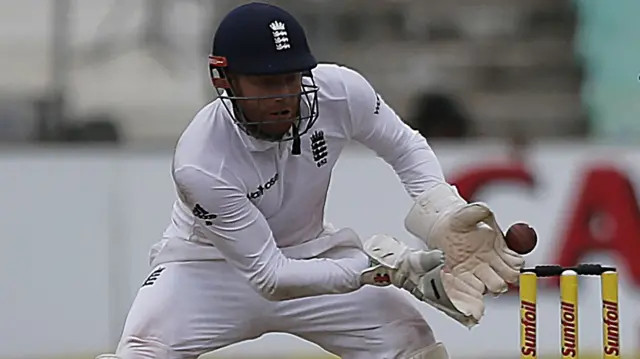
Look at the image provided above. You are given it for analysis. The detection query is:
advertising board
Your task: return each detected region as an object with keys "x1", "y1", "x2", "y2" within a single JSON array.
[{"x1": 0, "y1": 143, "x2": 638, "y2": 358}]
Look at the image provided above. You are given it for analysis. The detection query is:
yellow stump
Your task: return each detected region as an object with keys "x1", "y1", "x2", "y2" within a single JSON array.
[
  {"x1": 520, "y1": 272, "x2": 538, "y2": 359},
  {"x1": 601, "y1": 271, "x2": 620, "y2": 359},
  {"x1": 560, "y1": 270, "x2": 579, "y2": 359}
]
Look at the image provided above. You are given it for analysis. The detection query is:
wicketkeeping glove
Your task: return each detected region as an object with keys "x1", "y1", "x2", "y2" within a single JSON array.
[
  {"x1": 360, "y1": 234, "x2": 483, "y2": 328},
  {"x1": 404, "y1": 183, "x2": 525, "y2": 324}
]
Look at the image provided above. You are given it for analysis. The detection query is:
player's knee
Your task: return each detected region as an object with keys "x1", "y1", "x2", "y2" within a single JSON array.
[
  {"x1": 406, "y1": 342, "x2": 449, "y2": 359},
  {"x1": 412, "y1": 316, "x2": 437, "y2": 344},
  {"x1": 115, "y1": 336, "x2": 176, "y2": 359},
  {"x1": 366, "y1": 314, "x2": 437, "y2": 359}
]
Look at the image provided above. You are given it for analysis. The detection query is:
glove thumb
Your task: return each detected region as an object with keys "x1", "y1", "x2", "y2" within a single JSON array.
[{"x1": 450, "y1": 203, "x2": 492, "y2": 231}]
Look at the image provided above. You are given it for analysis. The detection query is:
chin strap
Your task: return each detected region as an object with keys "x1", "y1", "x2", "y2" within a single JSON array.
[{"x1": 291, "y1": 122, "x2": 301, "y2": 155}]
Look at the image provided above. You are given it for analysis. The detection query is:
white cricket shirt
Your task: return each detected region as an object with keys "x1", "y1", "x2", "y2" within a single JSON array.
[{"x1": 153, "y1": 64, "x2": 447, "y2": 300}]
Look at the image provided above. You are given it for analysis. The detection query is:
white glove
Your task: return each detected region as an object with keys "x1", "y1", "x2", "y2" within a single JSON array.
[
  {"x1": 360, "y1": 234, "x2": 444, "y2": 295},
  {"x1": 360, "y1": 234, "x2": 482, "y2": 328},
  {"x1": 404, "y1": 184, "x2": 525, "y2": 318}
]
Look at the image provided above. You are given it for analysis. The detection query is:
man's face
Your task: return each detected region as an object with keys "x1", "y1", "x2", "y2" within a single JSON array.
[{"x1": 230, "y1": 72, "x2": 302, "y2": 139}]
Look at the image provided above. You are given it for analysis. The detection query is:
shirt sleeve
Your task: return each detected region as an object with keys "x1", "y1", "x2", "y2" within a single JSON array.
[
  {"x1": 340, "y1": 67, "x2": 448, "y2": 198},
  {"x1": 172, "y1": 164, "x2": 365, "y2": 301}
]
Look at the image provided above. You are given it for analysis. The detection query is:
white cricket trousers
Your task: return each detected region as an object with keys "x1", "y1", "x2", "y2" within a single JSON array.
[{"x1": 115, "y1": 251, "x2": 437, "y2": 359}]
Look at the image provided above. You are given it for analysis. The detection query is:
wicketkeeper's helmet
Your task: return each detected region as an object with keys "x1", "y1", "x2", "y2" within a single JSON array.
[{"x1": 208, "y1": 2, "x2": 319, "y2": 153}]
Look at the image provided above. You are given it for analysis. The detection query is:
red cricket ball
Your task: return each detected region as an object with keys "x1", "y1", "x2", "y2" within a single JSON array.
[{"x1": 504, "y1": 222, "x2": 538, "y2": 254}]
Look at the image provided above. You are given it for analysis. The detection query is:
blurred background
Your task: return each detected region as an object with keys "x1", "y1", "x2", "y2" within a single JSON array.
[{"x1": 1, "y1": 0, "x2": 639, "y2": 358}]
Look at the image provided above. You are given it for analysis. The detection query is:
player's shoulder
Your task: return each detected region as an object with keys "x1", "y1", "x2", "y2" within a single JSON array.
[
  {"x1": 311, "y1": 63, "x2": 371, "y2": 100},
  {"x1": 172, "y1": 100, "x2": 244, "y2": 184}
]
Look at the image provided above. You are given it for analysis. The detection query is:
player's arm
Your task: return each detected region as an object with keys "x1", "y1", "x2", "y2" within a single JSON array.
[
  {"x1": 343, "y1": 67, "x2": 525, "y2": 327},
  {"x1": 343, "y1": 66, "x2": 447, "y2": 198},
  {"x1": 173, "y1": 164, "x2": 366, "y2": 301}
]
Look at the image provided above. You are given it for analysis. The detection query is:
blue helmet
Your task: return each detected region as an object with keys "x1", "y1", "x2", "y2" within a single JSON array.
[{"x1": 209, "y1": 2, "x2": 319, "y2": 153}]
